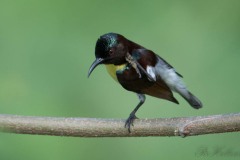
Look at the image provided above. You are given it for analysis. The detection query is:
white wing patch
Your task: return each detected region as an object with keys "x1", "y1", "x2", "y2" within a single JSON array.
[{"x1": 146, "y1": 66, "x2": 157, "y2": 81}]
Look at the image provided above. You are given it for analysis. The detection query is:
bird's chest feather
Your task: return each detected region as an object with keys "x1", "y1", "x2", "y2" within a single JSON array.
[
  {"x1": 114, "y1": 63, "x2": 154, "y2": 92},
  {"x1": 105, "y1": 64, "x2": 127, "y2": 82}
]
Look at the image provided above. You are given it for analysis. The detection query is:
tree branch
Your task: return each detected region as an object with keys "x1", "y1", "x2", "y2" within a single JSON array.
[{"x1": 0, "y1": 113, "x2": 239, "y2": 137}]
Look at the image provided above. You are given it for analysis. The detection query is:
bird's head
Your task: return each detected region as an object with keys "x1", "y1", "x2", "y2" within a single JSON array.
[{"x1": 88, "y1": 33, "x2": 128, "y2": 77}]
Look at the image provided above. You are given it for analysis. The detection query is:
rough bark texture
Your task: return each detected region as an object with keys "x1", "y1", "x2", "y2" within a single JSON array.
[{"x1": 0, "y1": 113, "x2": 239, "y2": 137}]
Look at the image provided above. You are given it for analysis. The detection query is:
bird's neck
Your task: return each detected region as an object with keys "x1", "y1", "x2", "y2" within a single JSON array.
[{"x1": 127, "y1": 40, "x2": 144, "y2": 53}]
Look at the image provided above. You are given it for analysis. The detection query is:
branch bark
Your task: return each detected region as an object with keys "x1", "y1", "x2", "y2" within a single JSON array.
[{"x1": 0, "y1": 113, "x2": 240, "y2": 137}]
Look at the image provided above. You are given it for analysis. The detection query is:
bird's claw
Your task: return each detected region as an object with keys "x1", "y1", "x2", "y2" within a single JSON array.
[{"x1": 125, "y1": 114, "x2": 138, "y2": 133}]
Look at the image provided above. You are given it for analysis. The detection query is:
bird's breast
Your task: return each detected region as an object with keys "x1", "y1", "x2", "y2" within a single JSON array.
[
  {"x1": 105, "y1": 63, "x2": 127, "y2": 82},
  {"x1": 105, "y1": 63, "x2": 155, "y2": 93}
]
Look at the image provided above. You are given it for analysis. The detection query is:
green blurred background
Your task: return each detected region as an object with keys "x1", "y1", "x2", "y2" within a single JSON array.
[{"x1": 0, "y1": 0, "x2": 240, "y2": 159}]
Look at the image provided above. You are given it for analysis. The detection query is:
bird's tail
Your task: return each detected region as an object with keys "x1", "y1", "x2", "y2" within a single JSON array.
[
  {"x1": 177, "y1": 88, "x2": 203, "y2": 109},
  {"x1": 185, "y1": 91, "x2": 202, "y2": 109}
]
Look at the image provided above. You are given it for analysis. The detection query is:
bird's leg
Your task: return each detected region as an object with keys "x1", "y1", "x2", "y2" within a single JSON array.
[{"x1": 125, "y1": 94, "x2": 146, "y2": 133}]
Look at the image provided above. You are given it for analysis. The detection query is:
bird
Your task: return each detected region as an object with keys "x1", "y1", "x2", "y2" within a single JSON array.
[{"x1": 88, "y1": 33, "x2": 202, "y2": 132}]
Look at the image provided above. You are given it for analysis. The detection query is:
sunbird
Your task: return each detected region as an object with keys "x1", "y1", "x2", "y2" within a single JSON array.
[{"x1": 88, "y1": 33, "x2": 202, "y2": 132}]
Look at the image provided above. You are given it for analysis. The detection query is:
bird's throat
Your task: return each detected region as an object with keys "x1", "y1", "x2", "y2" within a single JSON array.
[{"x1": 105, "y1": 64, "x2": 127, "y2": 82}]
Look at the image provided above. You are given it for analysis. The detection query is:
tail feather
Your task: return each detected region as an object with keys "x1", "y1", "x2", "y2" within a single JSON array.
[
  {"x1": 176, "y1": 88, "x2": 203, "y2": 109},
  {"x1": 185, "y1": 92, "x2": 202, "y2": 109}
]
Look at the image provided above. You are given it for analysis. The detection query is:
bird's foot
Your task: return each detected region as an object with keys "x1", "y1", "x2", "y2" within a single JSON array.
[{"x1": 125, "y1": 113, "x2": 138, "y2": 133}]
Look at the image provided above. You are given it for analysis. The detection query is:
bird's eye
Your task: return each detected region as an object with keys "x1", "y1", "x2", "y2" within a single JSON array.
[{"x1": 109, "y1": 49, "x2": 113, "y2": 55}]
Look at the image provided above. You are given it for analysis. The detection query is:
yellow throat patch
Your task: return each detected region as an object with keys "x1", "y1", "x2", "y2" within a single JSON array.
[{"x1": 105, "y1": 64, "x2": 127, "y2": 82}]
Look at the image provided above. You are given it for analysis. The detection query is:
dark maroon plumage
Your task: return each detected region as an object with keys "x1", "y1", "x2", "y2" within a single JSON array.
[{"x1": 88, "y1": 33, "x2": 202, "y2": 132}]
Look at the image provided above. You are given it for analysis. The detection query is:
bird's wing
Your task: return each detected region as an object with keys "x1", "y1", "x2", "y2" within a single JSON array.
[
  {"x1": 129, "y1": 49, "x2": 179, "y2": 104},
  {"x1": 125, "y1": 52, "x2": 155, "y2": 81},
  {"x1": 155, "y1": 55, "x2": 183, "y2": 78},
  {"x1": 130, "y1": 49, "x2": 182, "y2": 80}
]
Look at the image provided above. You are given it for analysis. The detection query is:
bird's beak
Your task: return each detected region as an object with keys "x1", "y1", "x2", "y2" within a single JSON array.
[{"x1": 88, "y1": 58, "x2": 105, "y2": 78}]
